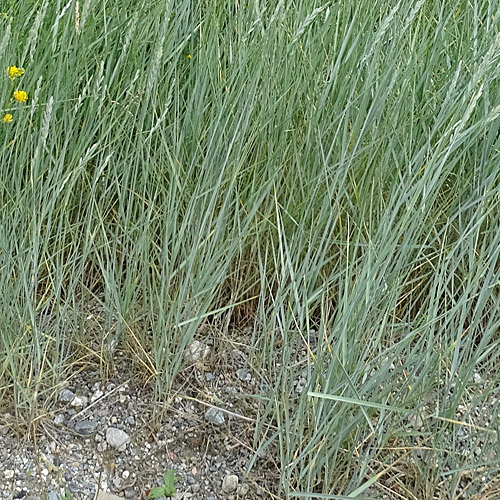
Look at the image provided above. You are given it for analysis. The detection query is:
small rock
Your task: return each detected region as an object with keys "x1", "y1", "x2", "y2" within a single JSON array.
[
  {"x1": 4, "y1": 470, "x2": 14, "y2": 479},
  {"x1": 91, "y1": 390, "x2": 104, "y2": 402},
  {"x1": 59, "y1": 389, "x2": 75, "y2": 403},
  {"x1": 122, "y1": 470, "x2": 130, "y2": 480},
  {"x1": 97, "y1": 441, "x2": 107, "y2": 452},
  {"x1": 205, "y1": 372, "x2": 214, "y2": 381},
  {"x1": 96, "y1": 493, "x2": 123, "y2": 500},
  {"x1": 236, "y1": 368, "x2": 251, "y2": 382},
  {"x1": 222, "y1": 474, "x2": 239, "y2": 493},
  {"x1": 473, "y1": 373, "x2": 482, "y2": 383},
  {"x1": 74, "y1": 419, "x2": 98, "y2": 435},
  {"x1": 53, "y1": 414, "x2": 65, "y2": 425},
  {"x1": 237, "y1": 483, "x2": 250, "y2": 497},
  {"x1": 185, "y1": 340, "x2": 210, "y2": 362},
  {"x1": 205, "y1": 407, "x2": 225, "y2": 426},
  {"x1": 71, "y1": 395, "x2": 88, "y2": 407},
  {"x1": 106, "y1": 427, "x2": 130, "y2": 451},
  {"x1": 45, "y1": 491, "x2": 59, "y2": 500}
]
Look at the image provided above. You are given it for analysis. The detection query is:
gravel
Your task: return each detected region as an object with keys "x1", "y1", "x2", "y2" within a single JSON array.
[{"x1": 0, "y1": 328, "x2": 277, "y2": 500}]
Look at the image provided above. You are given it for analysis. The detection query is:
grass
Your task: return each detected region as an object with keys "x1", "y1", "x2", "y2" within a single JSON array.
[{"x1": 1, "y1": 0, "x2": 500, "y2": 498}]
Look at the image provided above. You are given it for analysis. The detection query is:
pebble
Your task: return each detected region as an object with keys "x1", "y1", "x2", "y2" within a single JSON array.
[
  {"x1": 74, "y1": 419, "x2": 98, "y2": 435},
  {"x1": 236, "y1": 368, "x2": 251, "y2": 382},
  {"x1": 97, "y1": 441, "x2": 107, "y2": 452},
  {"x1": 106, "y1": 427, "x2": 130, "y2": 451},
  {"x1": 4, "y1": 470, "x2": 14, "y2": 479},
  {"x1": 237, "y1": 483, "x2": 250, "y2": 496},
  {"x1": 295, "y1": 377, "x2": 307, "y2": 394},
  {"x1": 222, "y1": 474, "x2": 239, "y2": 493},
  {"x1": 185, "y1": 340, "x2": 210, "y2": 362},
  {"x1": 71, "y1": 396, "x2": 88, "y2": 407},
  {"x1": 59, "y1": 389, "x2": 76, "y2": 403},
  {"x1": 54, "y1": 414, "x2": 65, "y2": 425},
  {"x1": 91, "y1": 390, "x2": 104, "y2": 402},
  {"x1": 205, "y1": 407, "x2": 225, "y2": 426}
]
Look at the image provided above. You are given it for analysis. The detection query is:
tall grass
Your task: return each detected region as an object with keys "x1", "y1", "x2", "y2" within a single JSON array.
[{"x1": 1, "y1": 0, "x2": 499, "y2": 497}]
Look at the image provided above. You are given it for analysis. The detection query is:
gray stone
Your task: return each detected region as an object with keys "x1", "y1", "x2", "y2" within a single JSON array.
[
  {"x1": 71, "y1": 395, "x2": 88, "y2": 407},
  {"x1": 237, "y1": 483, "x2": 250, "y2": 497},
  {"x1": 54, "y1": 414, "x2": 65, "y2": 425},
  {"x1": 91, "y1": 389, "x2": 104, "y2": 402},
  {"x1": 222, "y1": 474, "x2": 239, "y2": 493},
  {"x1": 96, "y1": 493, "x2": 123, "y2": 500},
  {"x1": 106, "y1": 427, "x2": 130, "y2": 451},
  {"x1": 236, "y1": 368, "x2": 251, "y2": 382},
  {"x1": 74, "y1": 419, "x2": 98, "y2": 435},
  {"x1": 59, "y1": 389, "x2": 75, "y2": 403},
  {"x1": 205, "y1": 407, "x2": 225, "y2": 426}
]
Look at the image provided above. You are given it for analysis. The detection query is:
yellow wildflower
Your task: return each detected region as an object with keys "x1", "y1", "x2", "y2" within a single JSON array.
[
  {"x1": 13, "y1": 90, "x2": 28, "y2": 103},
  {"x1": 2, "y1": 114, "x2": 13, "y2": 123},
  {"x1": 187, "y1": 54, "x2": 192, "y2": 59},
  {"x1": 7, "y1": 66, "x2": 25, "y2": 79}
]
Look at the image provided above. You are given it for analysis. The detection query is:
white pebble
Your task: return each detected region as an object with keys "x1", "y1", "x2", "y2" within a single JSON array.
[
  {"x1": 106, "y1": 427, "x2": 130, "y2": 451},
  {"x1": 222, "y1": 474, "x2": 239, "y2": 493}
]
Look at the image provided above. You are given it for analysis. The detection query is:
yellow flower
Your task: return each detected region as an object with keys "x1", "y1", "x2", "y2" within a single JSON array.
[
  {"x1": 7, "y1": 66, "x2": 25, "y2": 79},
  {"x1": 2, "y1": 114, "x2": 13, "y2": 123},
  {"x1": 187, "y1": 54, "x2": 192, "y2": 59},
  {"x1": 13, "y1": 90, "x2": 28, "y2": 103}
]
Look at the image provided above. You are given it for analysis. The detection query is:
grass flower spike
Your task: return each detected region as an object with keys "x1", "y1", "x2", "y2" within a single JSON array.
[
  {"x1": 7, "y1": 66, "x2": 25, "y2": 79},
  {"x1": 13, "y1": 90, "x2": 28, "y2": 103},
  {"x1": 2, "y1": 114, "x2": 13, "y2": 123}
]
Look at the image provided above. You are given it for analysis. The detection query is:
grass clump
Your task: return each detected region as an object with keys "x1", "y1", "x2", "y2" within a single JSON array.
[{"x1": 1, "y1": 0, "x2": 499, "y2": 498}]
